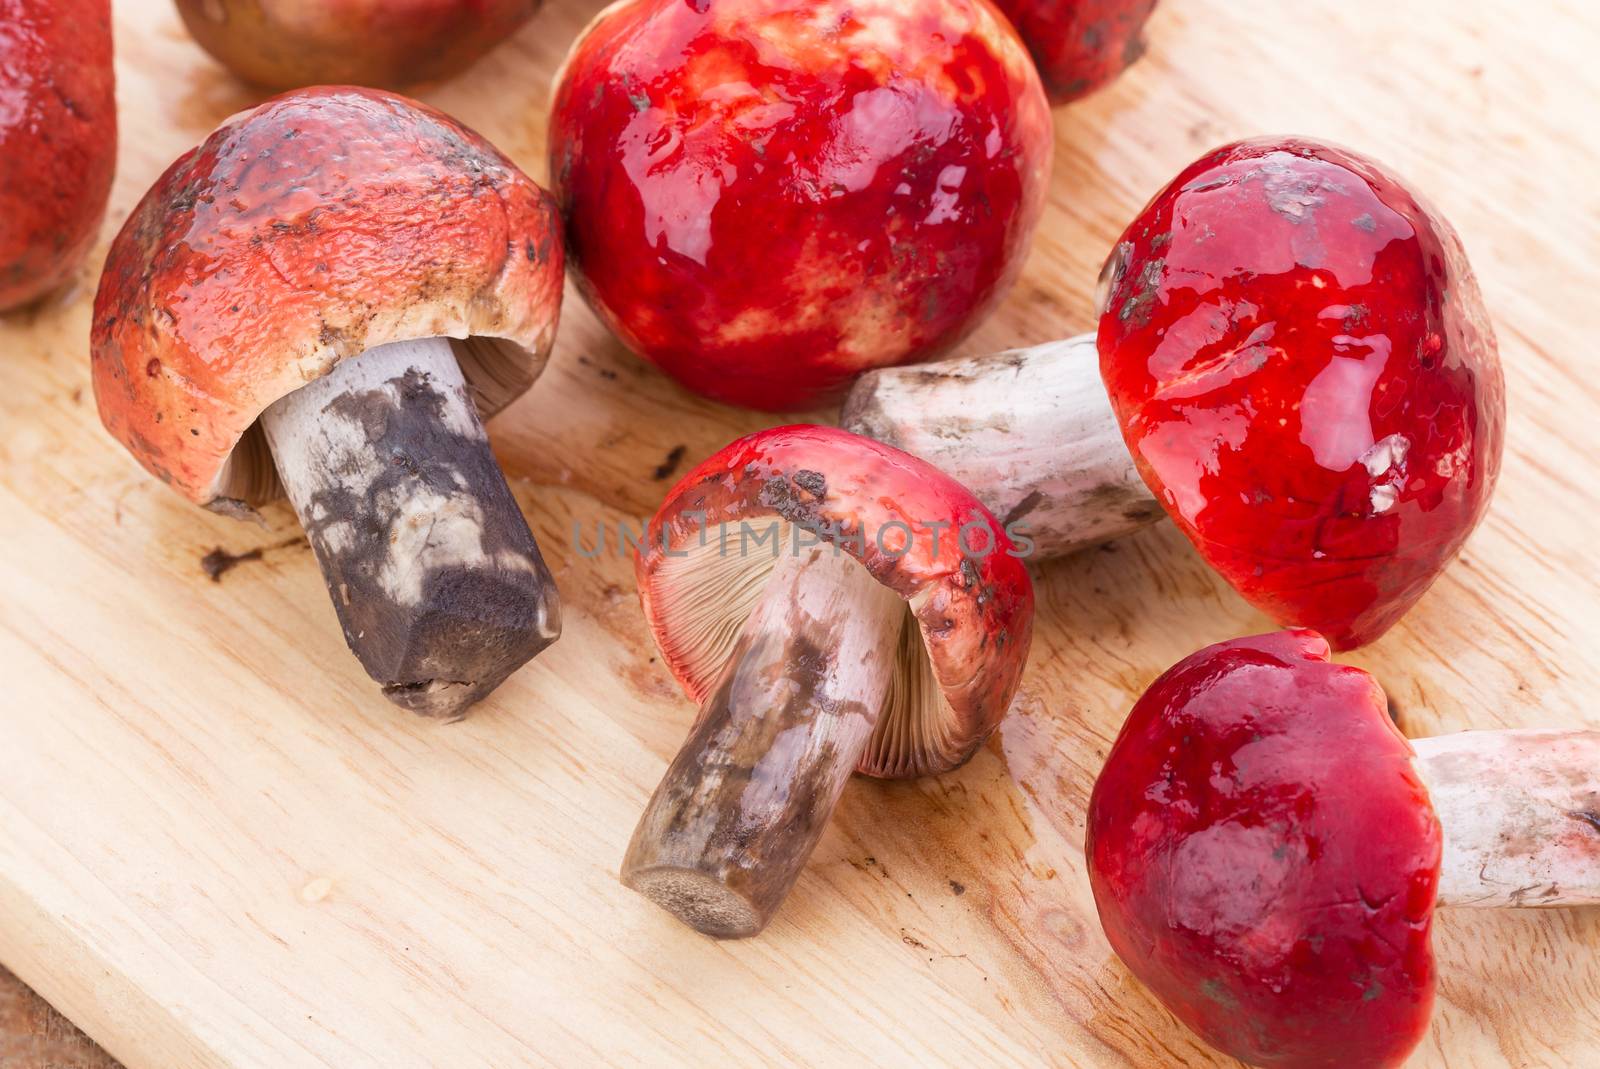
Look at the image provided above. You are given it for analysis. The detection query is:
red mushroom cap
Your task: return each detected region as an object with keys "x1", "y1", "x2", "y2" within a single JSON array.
[
  {"x1": 91, "y1": 87, "x2": 563, "y2": 511},
  {"x1": 636, "y1": 425, "x2": 1034, "y2": 778},
  {"x1": 0, "y1": 0, "x2": 116, "y2": 311},
  {"x1": 549, "y1": 0, "x2": 1052, "y2": 411},
  {"x1": 1087, "y1": 630, "x2": 1441, "y2": 1069},
  {"x1": 991, "y1": 0, "x2": 1159, "y2": 104},
  {"x1": 174, "y1": 0, "x2": 543, "y2": 91},
  {"x1": 1097, "y1": 138, "x2": 1505, "y2": 649}
]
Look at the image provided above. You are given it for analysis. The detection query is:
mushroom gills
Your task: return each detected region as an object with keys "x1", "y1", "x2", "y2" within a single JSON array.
[
  {"x1": 261, "y1": 336, "x2": 560, "y2": 719},
  {"x1": 1413, "y1": 728, "x2": 1600, "y2": 908},
  {"x1": 622, "y1": 544, "x2": 905, "y2": 937},
  {"x1": 841, "y1": 333, "x2": 1161, "y2": 559}
]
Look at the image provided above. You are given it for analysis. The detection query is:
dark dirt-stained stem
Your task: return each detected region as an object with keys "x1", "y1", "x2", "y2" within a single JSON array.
[
  {"x1": 621, "y1": 545, "x2": 905, "y2": 937},
  {"x1": 261, "y1": 337, "x2": 560, "y2": 719}
]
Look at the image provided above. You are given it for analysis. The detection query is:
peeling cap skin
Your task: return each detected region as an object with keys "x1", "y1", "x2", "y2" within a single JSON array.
[
  {"x1": 1086, "y1": 630, "x2": 1442, "y2": 1069},
  {"x1": 91, "y1": 87, "x2": 564, "y2": 510},
  {"x1": 0, "y1": 0, "x2": 116, "y2": 311},
  {"x1": 174, "y1": 0, "x2": 543, "y2": 91},
  {"x1": 991, "y1": 0, "x2": 1159, "y2": 103},
  {"x1": 1098, "y1": 138, "x2": 1505, "y2": 648},
  {"x1": 550, "y1": 0, "x2": 1053, "y2": 411},
  {"x1": 636, "y1": 424, "x2": 1034, "y2": 777}
]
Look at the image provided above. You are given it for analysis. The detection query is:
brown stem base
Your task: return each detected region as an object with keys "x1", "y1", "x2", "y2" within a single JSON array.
[
  {"x1": 261, "y1": 337, "x2": 560, "y2": 719},
  {"x1": 621, "y1": 544, "x2": 905, "y2": 937}
]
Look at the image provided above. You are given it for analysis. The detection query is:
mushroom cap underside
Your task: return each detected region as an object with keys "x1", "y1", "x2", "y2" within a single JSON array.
[{"x1": 636, "y1": 424, "x2": 1034, "y2": 779}]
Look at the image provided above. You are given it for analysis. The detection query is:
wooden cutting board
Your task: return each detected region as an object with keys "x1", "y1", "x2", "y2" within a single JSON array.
[{"x1": 2, "y1": 1, "x2": 1597, "y2": 1066}]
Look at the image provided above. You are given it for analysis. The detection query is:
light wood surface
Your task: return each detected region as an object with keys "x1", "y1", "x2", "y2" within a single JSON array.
[
  {"x1": 0, "y1": 966, "x2": 122, "y2": 1069},
  {"x1": 1, "y1": 1, "x2": 1597, "y2": 1066}
]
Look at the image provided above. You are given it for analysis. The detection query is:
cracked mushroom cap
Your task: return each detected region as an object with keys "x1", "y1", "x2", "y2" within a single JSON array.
[
  {"x1": 636, "y1": 425, "x2": 1034, "y2": 779},
  {"x1": 91, "y1": 86, "x2": 563, "y2": 513},
  {"x1": 1086, "y1": 630, "x2": 1441, "y2": 1069},
  {"x1": 1097, "y1": 137, "x2": 1505, "y2": 649}
]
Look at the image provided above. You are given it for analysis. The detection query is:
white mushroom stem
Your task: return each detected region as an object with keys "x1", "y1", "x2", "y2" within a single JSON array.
[
  {"x1": 261, "y1": 336, "x2": 559, "y2": 719},
  {"x1": 1412, "y1": 729, "x2": 1600, "y2": 908},
  {"x1": 841, "y1": 333, "x2": 1162, "y2": 559},
  {"x1": 621, "y1": 543, "x2": 905, "y2": 938}
]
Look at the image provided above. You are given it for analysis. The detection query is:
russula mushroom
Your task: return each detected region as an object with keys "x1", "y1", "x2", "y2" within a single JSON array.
[
  {"x1": 845, "y1": 137, "x2": 1506, "y2": 648},
  {"x1": 992, "y1": 0, "x2": 1159, "y2": 103},
  {"x1": 548, "y1": 0, "x2": 1053, "y2": 411},
  {"x1": 0, "y1": 0, "x2": 116, "y2": 312},
  {"x1": 174, "y1": 0, "x2": 542, "y2": 90},
  {"x1": 91, "y1": 87, "x2": 565, "y2": 718},
  {"x1": 626, "y1": 425, "x2": 1033, "y2": 936},
  {"x1": 1086, "y1": 629, "x2": 1600, "y2": 1069}
]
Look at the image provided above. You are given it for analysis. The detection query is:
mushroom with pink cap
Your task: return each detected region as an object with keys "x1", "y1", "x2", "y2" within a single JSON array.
[
  {"x1": 92, "y1": 87, "x2": 565, "y2": 718},
  {"x1": 626, "y1": 425, "x2": 1034, "y2": 937},
  {"x1": 1087, "y1": 630, "x2": 1600, "y2": 1068}
]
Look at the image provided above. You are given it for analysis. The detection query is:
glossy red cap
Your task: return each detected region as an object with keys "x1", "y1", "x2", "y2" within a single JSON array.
[
  {"x1": 92, "y1": 87, "x2": 564, "y2": 511},
  {"x1": 636, "y1": 425, "x2": 1033, "y2": 778},
  {"x1": 550, "y1": 0, "x2": 1052, "y2": 411},
  {"x1": 1087, "y1": 630, "x2": 1441, "y2": 1069},
  {"x1": 991, "y1": 0, "x2": 1159, "y2": 103},
  {"x1": 174, "y1": 0, "x2": 542, "y2": 91},
  {"x1": 0, "y1": 0, "x2": 115, "y2": 311},
  {"x1": 1098, "y1": 138, "x2": 1505, "y2": 649}
]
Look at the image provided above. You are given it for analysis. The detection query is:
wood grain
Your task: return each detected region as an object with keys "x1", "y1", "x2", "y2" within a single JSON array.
[
  {"x1": 0, "y1": 966, "x2": 122, "y2": 1069},
  {"x1": 0, "y1": 1, "x2": 1597, "y2": 1066}
]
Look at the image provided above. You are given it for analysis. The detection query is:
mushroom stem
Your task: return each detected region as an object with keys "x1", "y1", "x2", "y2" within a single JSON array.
[
  {"x1": 841, "y1": 333, "x2": 1161, "y2": 558},
  {"x1": 621, "y1": 542, "x2": 905, "y2": 937},
  {"x1": 260, "y1": 336, "x2": 560, "y2": 719},
  {"x1": 1412, "y1": 729, "x2": 1600, "y2": 908}
]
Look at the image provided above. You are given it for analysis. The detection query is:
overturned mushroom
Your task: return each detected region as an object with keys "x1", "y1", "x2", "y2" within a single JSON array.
[
  {"x1": 91, "y1": 87, "x2": 565, "y2": 718},
  {"x1": 1088, "y1": 629, "x2": 1600, "y2": 1068},
  {"x1": 174, "y1": 0, "x2": 543, "y2": 90},
  {"x1": 846, "y1": 136, "x2": 1505, "y2": 649},
  {"x1": 627, "y1": 425, "x2": 1033, "y2": 937},
  {"x1": 0, "y1": 0, "x2": 116, "y2": 312}
]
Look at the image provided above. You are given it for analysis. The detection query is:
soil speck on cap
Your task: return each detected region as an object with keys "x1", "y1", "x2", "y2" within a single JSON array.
[{"x1": 949, "y1": 879, "x2": 966, "y2": 895}]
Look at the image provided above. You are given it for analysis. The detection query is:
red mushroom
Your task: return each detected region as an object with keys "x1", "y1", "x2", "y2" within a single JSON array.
[
  {"x1": 845, "y1": 137, "x2": 1505, "y2": 648},
  {"x1": 991, "y1": 0, "x2": 1160, "y2": 103},
  {"x1": 92, "y1": 88, "x2": 565, "y2": 718},
  {"x1": 0, "y1": 0, "x2": 116, "y2": 312},
  {"x1": 626, "y1": 425, "x2": 1033, "y2": 936},
  {"x1": 1087, "y1": 630, "x2": 1600, "y2": 1069},
  {"x1": 548, "y1": 0, "x2": 1053, "y2": 411},
  {"x1": 174, "y1": 0, "x2": 543, "y2": 90}
]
